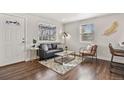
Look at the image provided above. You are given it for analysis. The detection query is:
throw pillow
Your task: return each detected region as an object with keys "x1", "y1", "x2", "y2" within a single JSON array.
[
  {"x1": 52, "y1": 44, "x2": 57, "y2": 49},
  {"x1": 86, "y1": 45, "x2": 92, "y2": 51},
  {"x1": 47, "y1": 44, "x2": 52, "y2": 50},
  {"x1": 42, "y1": 44, "x2": 48, "y2": 51}
]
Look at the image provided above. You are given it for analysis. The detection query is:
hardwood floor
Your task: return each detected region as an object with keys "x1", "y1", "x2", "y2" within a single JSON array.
[{"x1": 0, "y1": 58, "x2": 124, "y2": 80}]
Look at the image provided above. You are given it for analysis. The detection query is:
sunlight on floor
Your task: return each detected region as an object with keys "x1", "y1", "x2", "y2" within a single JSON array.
[
  {"x1": 35, "y1": 70, "x2": 57, "y2": 80},
  {"x1": 77, "y1": 67, "x2": 96, "y2": 80}
]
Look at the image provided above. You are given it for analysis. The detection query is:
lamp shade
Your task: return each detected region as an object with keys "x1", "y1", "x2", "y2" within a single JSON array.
[{"x1": 62, "y1": 32, "x2": 71, "y2": 39}]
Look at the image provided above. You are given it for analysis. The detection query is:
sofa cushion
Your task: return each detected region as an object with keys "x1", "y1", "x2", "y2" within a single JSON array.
[
  {"x1": 42, "y1": 44, "x2": 48, "y2": 51},
  {"x1": 57, "y1": 48, "x2": 63, "y2": 52},
  {"x1": 46, "y1": 49, "x2": 60, "y2": 54}
]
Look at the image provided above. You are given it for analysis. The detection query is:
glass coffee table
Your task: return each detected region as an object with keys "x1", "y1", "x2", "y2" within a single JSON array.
[{"x1": 54, "y1": 51, "x2": 75, "y2": 65}]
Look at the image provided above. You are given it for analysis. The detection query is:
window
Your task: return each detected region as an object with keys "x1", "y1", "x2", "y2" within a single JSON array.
[
  {"x1": 80, "y1": 24, "x2": 94, "y2": 41},
  {"x1": 39, "y1": 24, "x2": 56, "y2": 41}
]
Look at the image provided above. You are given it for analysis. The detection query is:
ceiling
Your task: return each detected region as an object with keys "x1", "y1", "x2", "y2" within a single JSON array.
[{"x1": 32, "y1": 13, "x2": 109, "y2": 23}]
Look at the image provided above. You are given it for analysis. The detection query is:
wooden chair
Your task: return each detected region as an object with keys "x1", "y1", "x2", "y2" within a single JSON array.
[
  {"x1": 109, "y1": 43, "x2": 124, "y2": 62},
  {"x1": 79, "y1": 45, "x2": 97, "y2": 62},
  {"x1": 109, "y1": 43, "x2": 124, "y2": 75}
]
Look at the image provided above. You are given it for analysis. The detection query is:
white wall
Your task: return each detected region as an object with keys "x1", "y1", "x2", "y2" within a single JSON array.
[
  {"x1": 64, "y1": 14, "x2": 124, "y2": 63},
  {"x1": 0, "y1": 14, "x2": 63, "y2": 66}
]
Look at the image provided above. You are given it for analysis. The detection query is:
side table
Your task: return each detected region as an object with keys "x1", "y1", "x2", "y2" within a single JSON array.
[{"x1": 30, "y1": 47, "x2": 39, "y2": 62}]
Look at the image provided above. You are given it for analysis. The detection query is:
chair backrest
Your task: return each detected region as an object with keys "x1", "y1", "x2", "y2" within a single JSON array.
[
  {"x1": 109, "y1": 43, "x2": 114, "y2": 55},
  {"x1": 91, "y1": 45, "x2": 97, "y2": 55}
]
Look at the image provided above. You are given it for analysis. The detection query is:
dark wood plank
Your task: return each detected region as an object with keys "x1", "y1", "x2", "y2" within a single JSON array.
[{"x1": 0, "y1": 58, "x2": 124, "y2": 80}]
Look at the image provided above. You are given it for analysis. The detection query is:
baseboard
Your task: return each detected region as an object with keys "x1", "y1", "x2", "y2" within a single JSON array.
[
  {"x1": 0, "y1": 61, "x2": 26, "y2": 67},
  {"x1": 25, "y1": 58, "x2": 39, "y2": 62}
]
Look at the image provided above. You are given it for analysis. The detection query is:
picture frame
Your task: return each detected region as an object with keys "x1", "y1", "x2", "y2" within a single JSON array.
[
  {"x1": 39, "y1": 24, "x2": 57, "y2": 41},
  {"x1": 80, "y1": 24, "x2": 94, "y2": 42}
]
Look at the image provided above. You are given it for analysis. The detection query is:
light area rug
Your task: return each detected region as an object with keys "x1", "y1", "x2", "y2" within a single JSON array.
[{"x1": 39, "y1": 57, "x2": 82, "y2": 75}]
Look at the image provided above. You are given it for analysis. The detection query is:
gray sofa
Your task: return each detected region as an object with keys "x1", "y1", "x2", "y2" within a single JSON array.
[{"x1": 38, "y1": 43, "x2": 63, "y2": 60}]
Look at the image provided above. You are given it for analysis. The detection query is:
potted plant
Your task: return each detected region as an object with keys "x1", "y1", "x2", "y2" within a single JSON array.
[{"x1": 32, "y1": 39, "x2": 37, "y2": 47}]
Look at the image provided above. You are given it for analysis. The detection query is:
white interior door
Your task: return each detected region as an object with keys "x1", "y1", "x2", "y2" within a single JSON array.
[{"x1": 0, "y1": 14, "x2": 25, "y2": 66}]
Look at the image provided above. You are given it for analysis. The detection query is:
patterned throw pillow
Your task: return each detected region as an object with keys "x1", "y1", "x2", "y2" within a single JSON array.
[{"x1": 86, "y1": 45, "x2": 92, "y2": 51}]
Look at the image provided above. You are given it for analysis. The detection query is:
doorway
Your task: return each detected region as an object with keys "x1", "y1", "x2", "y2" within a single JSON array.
[{"x1": 0, "y1": 14, "x2": 26, "y2": 66}]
